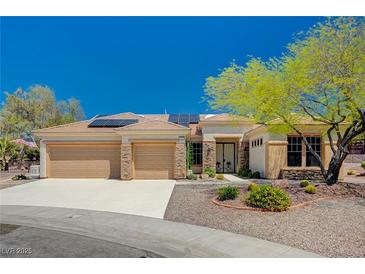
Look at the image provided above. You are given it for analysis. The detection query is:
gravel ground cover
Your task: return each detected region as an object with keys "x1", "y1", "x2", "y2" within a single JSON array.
[
  {"x1": 217, "y1": 183, "x2": 365, "y2": 208},
  {"x1": 0, "y1": 179, "x2": 35, "y2": 190},
  {"x1": 164, "y1": 184, "x2": 365, "y2": 257}
]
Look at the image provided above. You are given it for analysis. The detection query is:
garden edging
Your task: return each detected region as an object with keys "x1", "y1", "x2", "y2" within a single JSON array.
[{"x1": 211, "y1": 196, "x2": 332, "y2": 212}]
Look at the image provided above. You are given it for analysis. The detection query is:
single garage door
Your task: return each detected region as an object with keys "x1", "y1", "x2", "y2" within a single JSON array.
[
  {"x1": 47, "y1": 143, "x2": 121, "y2": 179},
  {"x1": 133, "y1": 143, "x2": 175, "y2": 179}
]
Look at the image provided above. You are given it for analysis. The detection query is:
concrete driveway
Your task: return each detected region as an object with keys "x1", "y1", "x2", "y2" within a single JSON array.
[{"x1": 0, "y1": 179, "x2": 175, "y2": 218}]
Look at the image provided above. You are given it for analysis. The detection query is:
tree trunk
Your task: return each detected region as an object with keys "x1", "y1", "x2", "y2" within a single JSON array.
[
  {"x1": 325, "y1": 159, "x2": 341, "y2": 185},
  {"x1": 324, "y1": 149, "x2": 348, "y2": 185},
  {"x1": 17, "y1": 145, "x2": 25, "y2": 170}
]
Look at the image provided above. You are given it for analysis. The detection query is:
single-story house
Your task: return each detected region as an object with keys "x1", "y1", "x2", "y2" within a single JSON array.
[{"x1": 32, "y1": 112, "x2": 343, "y2": 180}]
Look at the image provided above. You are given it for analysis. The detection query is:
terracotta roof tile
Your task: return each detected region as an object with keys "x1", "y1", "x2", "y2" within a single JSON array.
[{"x1": 115, "y1": 119, "x2": 190, "y2": 131}]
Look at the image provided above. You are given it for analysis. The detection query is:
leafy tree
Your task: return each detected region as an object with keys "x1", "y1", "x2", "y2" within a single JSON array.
[
  {"x1": 205, "y1": 17, "x2": 365, "y2": 185},
  {"x1": 24, "y1": 146, "x2": 40, "y2": 161},
  {"x1": 0, "y1": 135, "x2": 19, "y2": 171},
  {"x1": 0, "y1": 85, "x2": 85, "y2": 138}
]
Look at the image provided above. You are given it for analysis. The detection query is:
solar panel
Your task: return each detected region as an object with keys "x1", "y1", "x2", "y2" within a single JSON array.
[
  {"x1": 189, "y1": 114, "x2": 200, "y2": 123},
  {"x1": 88, "y1": 119, "x2": 138, "y2": 128},
  {"x1": 168, "y1": 114, "x2": 200, "y2": 126},
  {"x1": 89, "y1": 119, "x2": 108, "y2": 127},
  {"x1": 168, "y1": 114, "x2": 179, "y2": 123},
  {"x1": 178, "y1": 114, "x2": 189, "y2": 123}
]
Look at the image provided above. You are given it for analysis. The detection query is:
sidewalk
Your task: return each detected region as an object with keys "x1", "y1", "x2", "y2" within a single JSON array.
[{"x1": 0, "y1": 205, "x2": 321, "y2": 258}]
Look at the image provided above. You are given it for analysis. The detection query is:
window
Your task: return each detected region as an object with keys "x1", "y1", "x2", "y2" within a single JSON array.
[
  {"x1": 192, "y1": 142, "x2": 202, "y2": 165},
  {"x1": 287, "y1": 136, "x2": 302, "y2": 167},
  {"x1": 306, "y1": 136, "x2": 321, "y2": 167},
  {"x1": 260, "y1": 138, "x2": 263, "y2": 146}
]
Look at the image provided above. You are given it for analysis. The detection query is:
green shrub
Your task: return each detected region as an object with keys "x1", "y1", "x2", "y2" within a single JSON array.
[
  {"x1": 250, "y1": 171, "x2": 261, "y2": 179},
  {"x1": 237, "y1": 167, "x2": 245, "y2": 176},
  {"x1": 12, "y1": 174, "x2": 28, "y2": 180},
  {"x1": 300, "y1": 180, "x2": 310, "y2": 187},
  {"x1": 216, "y1": 186, "x2": 239, "y2": 201},
  {"x1": 246, "y1": 170, "x2": 252, "y2": 178},
  {"x1": 361, "y1": 161, "x2": 365, "y2": 170},
  {"x1": 245, "y1": 185, "x2": 291, "y2": 211},
  {"x1": 186, "y1": 174, "x2": 198, "y2": 180},
  {"x1": 238, "y1": 168, "x2": 251, "y2": 177},
  {"x1": 305, "y1": 184, "x2": 316, "y2": 194},
  {"x1": 216, "y1": 174, "x2": 224, "y2": 180},
  {"x1": 247, "y1": 182, "x2": 259, "y2": 191},
  {"x1": 203, "y1": 167, "x2": 216, "y2": 178}
]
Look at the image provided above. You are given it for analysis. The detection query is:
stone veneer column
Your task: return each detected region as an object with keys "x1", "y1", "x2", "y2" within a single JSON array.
[
  {"x1": 203, "y1": 141, "x2": 216, "y2": 171},
  {"x1": 121, "y1": 143, "x2": 132, "y2": 180},
  {"x1": 175, "y1": 140, "x2": 186, "y2": 179},
  {"x1": 238, "y1": 139, "x2": 249, "y2": 171}
]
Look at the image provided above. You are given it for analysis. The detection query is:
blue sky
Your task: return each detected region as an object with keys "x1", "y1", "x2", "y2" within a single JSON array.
[{"x1": 1, "y1": 17, "x2": 323, "y2": 118}]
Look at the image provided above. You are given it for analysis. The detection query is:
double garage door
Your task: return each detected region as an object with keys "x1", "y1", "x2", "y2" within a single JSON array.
[
  {"x1": 47, "y1": 142, "x2": 175, "y2": 179},
  {"x1": 47, "y1": 143, "x2": 121, "y2": 179}
]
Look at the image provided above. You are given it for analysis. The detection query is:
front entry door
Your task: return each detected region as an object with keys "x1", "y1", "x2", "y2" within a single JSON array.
[{"x1": 216, "y1": 143, "x2": 235, "y2": 173}]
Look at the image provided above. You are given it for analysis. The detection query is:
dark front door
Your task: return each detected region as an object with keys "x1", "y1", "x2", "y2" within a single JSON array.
[{"x1": 216, "y1": 143, "x2": 235, "y2": 173}]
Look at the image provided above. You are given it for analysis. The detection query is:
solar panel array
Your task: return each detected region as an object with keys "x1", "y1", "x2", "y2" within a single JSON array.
[
  {"x1": 88, "y1": 119, "x2": 139, "y2": 128},
  {"x1": 168, "y1": 114, "x2": 200, "y2": 127}
]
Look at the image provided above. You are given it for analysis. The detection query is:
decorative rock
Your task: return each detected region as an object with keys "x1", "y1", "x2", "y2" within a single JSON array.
[
  {"x1": 200, "y1": 174, "x2": 209, "y2": 180},
  {"x1": 272, "y1": 179, "x2": 290, "y2": 188}
]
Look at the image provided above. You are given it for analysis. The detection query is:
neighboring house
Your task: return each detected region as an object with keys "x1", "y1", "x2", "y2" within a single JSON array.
[{"x1": 32, "y1": 112, "x2": 344, "y2": 180}]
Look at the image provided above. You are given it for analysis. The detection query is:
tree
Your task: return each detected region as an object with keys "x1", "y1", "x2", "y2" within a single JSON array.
[
  {"x1": 0, "y1": 85, "x2": 85, "y2": 138},
  {"x1": 205, "y1": 17, "x2": 365, "y2": 185},
  {"x1": 0, "y1": 135, "x2": 19, "y2": 171}
]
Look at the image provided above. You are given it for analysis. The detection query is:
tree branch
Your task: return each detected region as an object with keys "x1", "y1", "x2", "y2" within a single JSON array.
[{"x1": 327, "y1": 126, "x2": 337, "y2": 154}]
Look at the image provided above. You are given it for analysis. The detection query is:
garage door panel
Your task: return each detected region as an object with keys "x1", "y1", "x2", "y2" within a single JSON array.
[
  {"x1": 48, "y1": 144, "x2": 121, "y2": 179},
  {"x1": 133, "y1": 144, "x2": 175, "y2": 179}
]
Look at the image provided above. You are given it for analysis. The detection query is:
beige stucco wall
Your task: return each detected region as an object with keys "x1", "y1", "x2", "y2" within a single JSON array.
[
  {"x1": 247, "y1": 127, "x2": 346, "y2": 180},
  {"x1": 247, "y1": 131, "x2": 286, "y2": 178},
  {"x1": 39, "y1": 140, "x2": 47, "y2": 178},
  {"x1": 249, "y1": 133, "x2": 271, "y2": 177},
  {"x1": 202, "y1": 124, "x2": 257, "y2": 141},
  {"x1": 265, "y1": 141, "x2": 288, "y2": 179}
]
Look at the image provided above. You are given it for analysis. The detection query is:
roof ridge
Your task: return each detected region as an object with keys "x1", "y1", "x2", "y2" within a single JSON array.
[
  {"x1": 101, "y1": 112, "x2": 143, "y2": 119},
  {"x1": 32, "y1": 118, "x2": 92, "y2": 132}
]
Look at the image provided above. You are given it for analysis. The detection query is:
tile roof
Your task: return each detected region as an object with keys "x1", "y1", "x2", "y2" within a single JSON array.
[
  {"x1": 115, "y1": 119, "x2": 190, "y2": 131},
  {"x1": 32, "y1": 112, "x2": 253, "y2": 134},
  {"x1": 201, "y1": 113, "x2": 253, "y2": 122}
]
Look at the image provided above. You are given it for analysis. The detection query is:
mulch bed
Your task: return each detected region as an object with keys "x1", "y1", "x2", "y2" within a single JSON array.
[{"x1": 215, "y1": 183, "x2": 365, "y2": 210}]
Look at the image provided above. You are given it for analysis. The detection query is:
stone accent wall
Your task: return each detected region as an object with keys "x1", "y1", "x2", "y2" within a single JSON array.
[
  {"x1": 281, "y1": 168, "x2": 323, "y2": 180},
  {"x1": 203, "y1": 141, "x2": 216, "y2": 171},
  {"x1": 121, "y1": 143, "x2": 132, "y2": 180},
  {"x1": 175, "y1": 142, "x2": 186, "y2": 179},
  {"x1": 238, "y1": 140, "x2": 249, "y2": 171}
]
